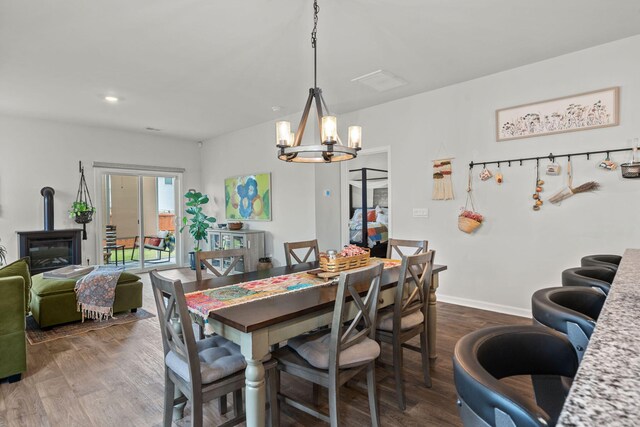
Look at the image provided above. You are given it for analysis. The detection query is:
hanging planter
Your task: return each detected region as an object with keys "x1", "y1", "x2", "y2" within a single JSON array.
[
  {"x1": 458, "y1": 167, "x2": 484, "y2": 234},
  {"x1": 69, "y1": 161, "x2": 95, "y2": 239}
]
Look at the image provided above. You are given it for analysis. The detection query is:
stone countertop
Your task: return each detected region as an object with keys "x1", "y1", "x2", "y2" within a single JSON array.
[{"x1": 557, "y1": 248, "x2": 640, "y2": 426}]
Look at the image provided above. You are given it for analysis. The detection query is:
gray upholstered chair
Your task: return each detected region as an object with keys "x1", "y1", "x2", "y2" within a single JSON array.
[
  {"x1": 195, "y1": 248, "x2": 248, "y2": 281},
  {"x1": 284, "y1": 239, "x2": 320, "y2": 267},
  {"x1": 150, "y1": 270, "x2": 277, "y2": 427},
  {"x1": 580, "y1": 254, "x2": 621, "y2": 272},
  {"x1": 273, "y1": 263, "x2": 384, "y2": 427},
  {"x1": 376, "y1": 250, "x2": 434, "y2": 410},
  {"x1": 561, "y1": 266, "x2": 615, "y2": 295},
  {"x1": 531, "y1": 286, "x2": 605, "y2": 363},
  {"x1": 386, "y1": 238, "x2": 428, "y2": 259},
  {"x1": 453, "y1": 325, "x2": 578, "y2": 427}
]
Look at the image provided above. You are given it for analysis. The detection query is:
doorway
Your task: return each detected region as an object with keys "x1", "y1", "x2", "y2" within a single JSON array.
[
  {"x1": 340, "y1": 147, "x2": 391, "y2": 257},
  {"x1": 94, "y1": 165, "x2": 182, "y2": 271}
]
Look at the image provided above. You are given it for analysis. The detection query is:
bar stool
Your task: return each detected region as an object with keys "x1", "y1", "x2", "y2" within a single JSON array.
[
  {"x1": 562, "y1": 266, "x2": 615, "y2": 295},
  {"x1": 531, "y1": 287, "x2": 605, "y2": 363},
  {"x1": 453, "y1": 325, "x2": 578, "y2": 427},
  {"x1": 580, "y1": 254, "x2": 621, "y2": 272}
]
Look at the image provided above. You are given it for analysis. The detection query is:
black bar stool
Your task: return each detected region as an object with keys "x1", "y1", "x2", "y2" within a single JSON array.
[
  {"x1": 453, "y1": 325, "x2": 578, "y2": 427},
  {"x1": 531, "y1": 286, "x2": 605, "y2": 363},
  {"x1": 580, "y1": 254, "x2": 621, "y2": 272},
  {"x1": 561, "y1": 266, "x2": 615, "y2": 295}
]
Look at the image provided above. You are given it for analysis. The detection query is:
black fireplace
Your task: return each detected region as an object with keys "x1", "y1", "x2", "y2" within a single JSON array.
[
  {"x1": 17, "y1": 230, "x2": 82, "y2": 274},
  {"x1": 17, "y1": 187, "x2": 83, "y2": 274}
]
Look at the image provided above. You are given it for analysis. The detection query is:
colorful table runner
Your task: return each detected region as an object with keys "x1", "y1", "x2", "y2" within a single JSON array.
[{"x1": 185, "y1": 258, "x2": 401, "y2": 333}]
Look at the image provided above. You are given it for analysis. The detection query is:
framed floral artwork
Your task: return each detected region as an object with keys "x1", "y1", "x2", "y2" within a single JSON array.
[
  {"x1": 496, "y1": 87, "x2": 619, "y2": 141},
  {"x1": 225, "y1": 173, "x2": 271, "y2": 221}
]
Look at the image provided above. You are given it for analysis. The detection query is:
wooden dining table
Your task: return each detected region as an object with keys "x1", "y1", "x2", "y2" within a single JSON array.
[{"x1": 160, "y1": 260, "x2": 447, "y2": 427}]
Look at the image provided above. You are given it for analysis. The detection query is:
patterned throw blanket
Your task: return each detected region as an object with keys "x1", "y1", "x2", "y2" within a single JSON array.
[
  {"x1": 75, "y1": 266, "x2": 123, "y2": 322},
  {"x1": 185, "y1": 259, "x2": 402, "y2": 335}
]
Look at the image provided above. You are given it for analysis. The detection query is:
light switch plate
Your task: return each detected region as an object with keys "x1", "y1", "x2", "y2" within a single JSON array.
[{"x1": 413, "y1": 208, "x2": 429, "y2": 218}]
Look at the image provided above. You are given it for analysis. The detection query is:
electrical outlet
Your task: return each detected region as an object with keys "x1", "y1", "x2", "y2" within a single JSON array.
[{"x1": 413, "y1": 208, "x2": 429, "y2": 218}]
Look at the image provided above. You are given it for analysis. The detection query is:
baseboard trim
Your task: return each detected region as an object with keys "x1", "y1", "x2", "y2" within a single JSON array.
[{"x1": 438, "y1": 294, "x2": 531, "y2": 318}]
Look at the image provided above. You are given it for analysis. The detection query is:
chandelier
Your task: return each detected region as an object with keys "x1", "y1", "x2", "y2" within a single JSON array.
[{"x1": 275, "y1": 0, "x2": 362, "y2": 163}]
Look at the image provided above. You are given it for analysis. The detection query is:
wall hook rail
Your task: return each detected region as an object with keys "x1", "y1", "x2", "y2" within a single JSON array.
[{"x1": 468, "y1": 146, "x2": 635, "y2": 169}]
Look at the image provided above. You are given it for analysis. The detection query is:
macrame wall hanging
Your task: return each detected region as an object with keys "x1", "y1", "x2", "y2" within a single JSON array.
[
  {"x1": 432, "y1": 158, "x2": 454, "y2": 200},
  {"x1": 70, "y1": 161, "x2": 95, "y2": 240}
]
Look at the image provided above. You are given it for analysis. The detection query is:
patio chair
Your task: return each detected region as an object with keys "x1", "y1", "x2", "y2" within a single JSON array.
[{"x1": 131, "y1": 231, "x2": 174, "y2": 263}]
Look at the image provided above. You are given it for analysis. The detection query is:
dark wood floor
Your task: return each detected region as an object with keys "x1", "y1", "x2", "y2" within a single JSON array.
[{"x1": 0, "y1": 274, "x2": 530, "y2": 426}]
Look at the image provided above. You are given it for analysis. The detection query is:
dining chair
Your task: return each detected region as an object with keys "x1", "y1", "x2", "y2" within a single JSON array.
[
  {"x1": 150, "y1": 270, "x2": 278, "y2": 427},
  {"x1": 386, "y1": 238, "x2": 428, "y2": 259},
  {"x1": 376, "y1": 250, "x2": 434, "y2": 410},
  {"x1": 195, "y1": 248, "x2": 248, "y2": 281},
  {"x1": 273, "y1": 262, "x2": 385, "y2": 427},
  {"x1": 284, "y1": 239, "x2": 320, "y2": 267}
]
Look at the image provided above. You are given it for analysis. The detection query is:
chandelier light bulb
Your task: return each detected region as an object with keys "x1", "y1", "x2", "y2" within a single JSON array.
[
  {"x1": 321, "y1": 116, "x2": 337, "y2": 144},
  {"x1": 348, "y1": 126, "x2": 362, "y2": 149},
  {"x1": 276, "y1": 121, "x2": 292, "y2": 147}
]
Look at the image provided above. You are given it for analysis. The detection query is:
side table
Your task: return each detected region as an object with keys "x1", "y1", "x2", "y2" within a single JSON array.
[{"x1": 104, "y1": 244, "x2": 125, "y2": 266}]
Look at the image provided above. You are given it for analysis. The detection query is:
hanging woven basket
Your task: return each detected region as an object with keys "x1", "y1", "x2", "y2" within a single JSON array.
[
  {"x1": 74, "y1": 210, "x2": 94, "y2": 224},
  {"x1": 458, "y1": 168, "x2": 484, "y2": 234},
  {"x1": 458, "y1": 216, "x2": 482, "y2": 233},
  {"x1": 71, "y1": 162, "x2": 95, "y2": 240}
]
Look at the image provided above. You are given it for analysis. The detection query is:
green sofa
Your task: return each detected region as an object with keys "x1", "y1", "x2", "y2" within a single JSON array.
[
  {"x1": 30, "y1": 271, "x2": 143, "y2": 328},
  {"x1": 0, "y1": 276, "x2": 26, "y2": 382}
]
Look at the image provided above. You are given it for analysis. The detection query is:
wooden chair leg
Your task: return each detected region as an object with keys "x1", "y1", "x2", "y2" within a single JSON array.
[
  {"x1": 420, "y1": 330, "x2": 432, "y2": 388},
  {"x1": 218, "y1": 394, "x2": 228, "y2": 415},
  {"x1": 312, "y1": 383, "x2": 321, "y2": 406},
  {"x1": 233, "y1": 389, "x2": 243, "y2": 418},
  {"x1": 163, "y1": 372, "x2": 175, "y2": 427},
  {"x1": 367, "y1": 362, "x2": 380, "y2": 427},
  {"x1": 267, "y1": 368, "x2": 279, "y2": 427},
  {"x1": 328, "y1": 375, "x2": 340, "y2": 427},
  {"x1": 191, "y1": 392, "x2": 203, "y2": 427},
  {"x1": 393, "y1": 340, "x2": 406, "y2": 410}
]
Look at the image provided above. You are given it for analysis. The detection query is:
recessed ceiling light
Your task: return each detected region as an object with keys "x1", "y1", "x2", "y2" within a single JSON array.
[
  {"x1": 351, "y1": 70, "x2": 408, "y2": 92},
  {"x1": 271, "y1": 106, "x2": 282, "y2": 112},
  {"x1": 104, "y1": 96, "x2": 119, "y2": 103}
]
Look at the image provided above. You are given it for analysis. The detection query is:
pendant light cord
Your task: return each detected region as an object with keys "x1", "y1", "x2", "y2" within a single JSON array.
[{"x1": 311, "y1": 0, "x2": 319, "y2": 88}]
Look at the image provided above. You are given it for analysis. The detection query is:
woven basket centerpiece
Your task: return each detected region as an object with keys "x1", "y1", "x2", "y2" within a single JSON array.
[
  {"x1": 320, "y1": 247, "x2": 370, "y2": 273},
  {"x1": 228, "y1": 222, "x2": 243, "y2": 230}
]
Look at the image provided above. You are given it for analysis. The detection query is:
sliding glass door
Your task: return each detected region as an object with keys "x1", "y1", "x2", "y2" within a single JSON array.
[{"x1": 97, "y1": 167, "x2": 181, "y2": 271}]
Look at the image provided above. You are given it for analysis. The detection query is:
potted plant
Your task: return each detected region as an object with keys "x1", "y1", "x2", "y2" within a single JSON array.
[
  {"x1": 179, "y1": 190, "x2": 216, "y2": 269},
  {"x1": 68, "y1": 201, "x2": 95, "y2": 224}
]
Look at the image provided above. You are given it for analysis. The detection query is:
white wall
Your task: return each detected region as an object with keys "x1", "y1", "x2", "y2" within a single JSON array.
[
  {"x1": 200, "y1": 117, "x2": 317, "y2": 266},
  {"x1": 204, "y1": 35, "x2": 640, "y2": 316},
  {"x1": 0, "y1": 115, "x2": 201, "y2": 265},
  {"x1": 331, "y1": 35, "x2": 640, "y2": 316}
]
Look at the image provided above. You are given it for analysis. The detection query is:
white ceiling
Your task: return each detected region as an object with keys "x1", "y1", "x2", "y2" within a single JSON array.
[{"x1": 1, "y1": 0, "x2": 639, "y2": 141}]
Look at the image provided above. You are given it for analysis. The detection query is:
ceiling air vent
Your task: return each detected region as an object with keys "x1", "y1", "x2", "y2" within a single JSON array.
[{"x1": 351, "y1": 70, "x2": 408, "y2": 92}]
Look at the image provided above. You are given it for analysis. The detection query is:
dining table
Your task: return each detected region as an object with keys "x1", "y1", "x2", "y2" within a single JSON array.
[
  {"x1": 159, "y1": 260, "x2": 447, "y2": 427},
  {"x1": 557, "y1": 248, "x2": 640, "y2": 426}
]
